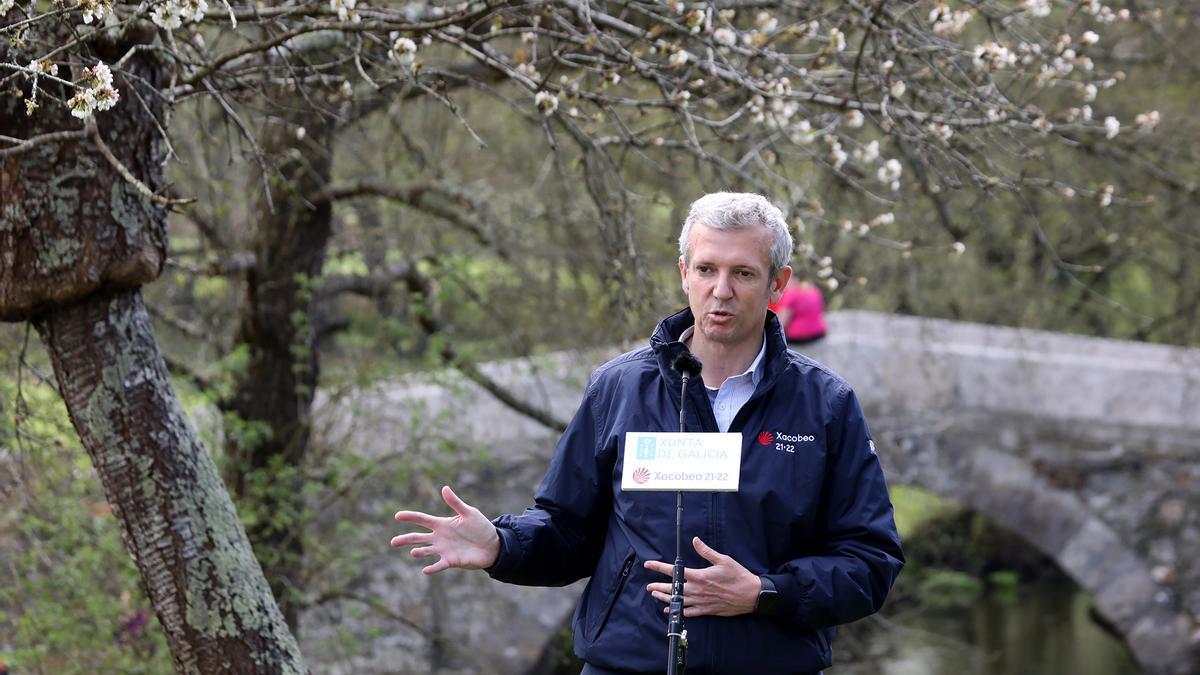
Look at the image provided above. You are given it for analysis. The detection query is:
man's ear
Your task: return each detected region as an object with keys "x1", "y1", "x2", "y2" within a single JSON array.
[
  {"x1": 678, "y1": 256, "x2": 688, "y2": 293},
  {"x1": 770, "y1": 265, "x2": 793, "y2": 303}
]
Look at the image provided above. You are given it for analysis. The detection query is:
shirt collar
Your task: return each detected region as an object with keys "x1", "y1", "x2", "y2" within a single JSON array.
[{"x1": 678, "y1": 326, "x2": 767, "y2": 388}]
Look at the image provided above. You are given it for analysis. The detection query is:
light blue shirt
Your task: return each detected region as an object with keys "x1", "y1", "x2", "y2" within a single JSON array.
[{"x1": 680, "y1": 327, "x2": 767, "y2": 432}]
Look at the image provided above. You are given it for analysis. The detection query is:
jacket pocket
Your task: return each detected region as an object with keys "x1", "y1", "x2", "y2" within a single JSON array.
[{"x1": 587, "y1": 548, "x2": 636, "y2": 642}]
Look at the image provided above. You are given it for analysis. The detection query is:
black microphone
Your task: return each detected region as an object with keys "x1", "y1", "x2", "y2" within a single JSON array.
[
  {"x1": 671, "y1": 352, "x2": 703, "y2": 382},
  {"x1": 666, "y1": 351, "x2": 701, "y2": 675}
]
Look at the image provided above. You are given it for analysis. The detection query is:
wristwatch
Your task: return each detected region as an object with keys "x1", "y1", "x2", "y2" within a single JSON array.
[{"x1": 754, "y1": 575, "x2": 779, "y2": 616}]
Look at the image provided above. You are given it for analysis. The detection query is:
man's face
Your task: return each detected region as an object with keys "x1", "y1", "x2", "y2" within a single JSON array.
[{"x1": 679, "y1": 224, "x2": 790, "y2": 349}]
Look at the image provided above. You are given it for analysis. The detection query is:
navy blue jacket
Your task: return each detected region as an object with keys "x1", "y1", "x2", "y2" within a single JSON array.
[{"x1": 487, "y1": 308, "x2": 904, "y2": 673}]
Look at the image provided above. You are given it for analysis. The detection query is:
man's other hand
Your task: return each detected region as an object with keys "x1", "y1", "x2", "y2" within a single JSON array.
[
  {"x1": 643, "y1": 536, "x2": 761, "y2": 617},
  {"x1": 391, "y1": 485, "x2": 500, "y2": 574}
]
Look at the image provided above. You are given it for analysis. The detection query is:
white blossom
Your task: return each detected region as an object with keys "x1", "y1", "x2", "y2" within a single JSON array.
[
  {"x1": 605, "y1": 71, "x2": 621, "y2": 85},
  {"x1": 827, "y1": 136, "x2": 848, "y2": 170},
  {"x1": 151, "y1": 2, "x2": 185, "y2": 29},
  {"x1": 515, "y1": 62, "x2": 540, "y2": 80},
  {"x1": 68, "y1": 89, "x2": 97, "y2": 119},
  {"x1": 295, "y1": 126, "x2": 307, "y2": 140},
  {"x1": 150, "y1": 0, "x2": 206, "y2": 28},
  {"x1": 713, "y1": 27, "x2": 738, "y2": 47},
  {"x1": 853, "y1": 139, "x2": 880, "y2": 164},
  {"x1": 1033, "y1": 116, "x2": 1053, "y2": 135},
  {"x1": 390, "y1": 36, "x2": 418, "y2": 65},
  {"x1": 521, "y1": 31, "x2": 536, "y2": 43},
  {"x1": 1081, "y1": 30, "x2": 1099, "y2": 46},
  {"x1": 828, "y1": 27, "x2": 845, "y2": 52},
  {"x1": 950, "y1": 241, "x2": 966, "y2": 255},
  {"x1": 755, "y1": 12, "x2": 778, "y2": 34},
  {"x1": 85, "y1": 62, "x2": 113, "y2": 89},
  {"x1": 669, "y1": 50, "x2": 689, "y2": 68},
  {"x1": 930, "y1": 5, "x2": 972, "y2": 36},
  {"x1": 330, "y1": 0, "x2": 355, "y2": 22},
  {"x1": 1021, "y1": 0, "x2": 1052, "y2": 17},
  {"x1": 1099, "y1": 184, "x2": 1114, "y2": 207},
  {"x1": 0, "y1": 0, "x2": 14, "y2": 13},
  {"x1": 77, "y1": 0, "x2": 106, "y2": 24},
  {"x1": 1104, "y1": 115, "x2": 1120, "y2": 139},
  {"x1": 92, "y1": 85, "x2": 119, "y2": 111},
  {"x1": 534, "y1": 90, "x2": 558, "y2": 115},
  {"x1": 788, "y1": 119, "x2": 815, "y2": 144},
  {"x1": 928, "y1": 122, "x2": 953, "y2": 142},
  {"x1": 1135, "y1": 110, "x2": 1160, "y2": 131},
  {"x1": 870, "y1": 212, "x2": 895, "y2": 227},
  {"x1": 824, "y1": 277, "x2": 839, "y2": 291},
  {"x1": 973, "y1": 42, "x2": 1017, "y2": 71},
  {"x1": 27, "y1": 59, "x2": 59, "y2": 77},
  {"x1": 877, "y1": 158, "x2": 902, "y2": 190},
  {"x1": 845, "y1": 109, "x2": 864, "y2": 128},
  {"x1": 880, "y1": 60, "x2": 894, "y2": 75},
  {"x1": 889, "y1": 80, "x2": 906, "y2": 98}
]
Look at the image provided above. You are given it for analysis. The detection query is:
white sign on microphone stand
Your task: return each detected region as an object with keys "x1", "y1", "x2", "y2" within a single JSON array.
[{"x1": 621, "y1": 432, "x2": 742, "y2": 492}]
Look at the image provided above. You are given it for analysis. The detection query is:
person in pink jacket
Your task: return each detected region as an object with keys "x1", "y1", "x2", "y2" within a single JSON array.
[{"x1": 774, "y1": 275, "x2": 827, "y2": 345}]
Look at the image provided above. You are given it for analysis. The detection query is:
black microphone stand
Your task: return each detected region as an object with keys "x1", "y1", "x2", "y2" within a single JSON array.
[{"x1": 667, "y1": 366, "x2": 691, "y2": 675}]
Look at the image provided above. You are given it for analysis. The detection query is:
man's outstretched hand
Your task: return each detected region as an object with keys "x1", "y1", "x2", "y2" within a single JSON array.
[
  {"x1": 391, "y1": 485, "x2": 500, "y2": 574},
  {"x1": 644, "y1": 536, "x2": 761, "y2": 617}
]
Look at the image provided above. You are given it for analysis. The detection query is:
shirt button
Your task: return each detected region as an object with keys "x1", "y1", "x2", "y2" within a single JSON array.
[{"x1": 719, "y1": 404, "x2": 727, "y2": 410}]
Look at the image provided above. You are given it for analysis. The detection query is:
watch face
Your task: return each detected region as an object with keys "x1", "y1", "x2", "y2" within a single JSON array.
[{"x1": 756, "y1": 579, "x2": 779, "y2": 616}]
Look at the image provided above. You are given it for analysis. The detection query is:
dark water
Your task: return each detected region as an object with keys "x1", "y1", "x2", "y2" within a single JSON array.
[{"x1": 836, "y1": 580, "x2": 1141, "y2": 674}]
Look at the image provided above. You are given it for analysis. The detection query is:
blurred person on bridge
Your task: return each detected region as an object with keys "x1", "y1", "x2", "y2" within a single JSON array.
[
  {"x1": 773, "y1": 274, "x2": 827, "y2": 347},
  {"x1": 391, "y1": 192, "x2": 903, "y2": 674}
]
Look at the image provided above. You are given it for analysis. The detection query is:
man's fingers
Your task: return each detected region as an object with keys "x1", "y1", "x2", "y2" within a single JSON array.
[
  {"x1": 390, "y1": 532, "x2": 433, "y2": 548},
  {"x1": 410, "y1": 545, "x2": 438, "y2": 559},
  {"x1": 394, "y1": 510, "x2": 440, "y2": 529},
  {"x1": 692, "y1": 536, "x2": 725, "y2": 564},
  {"x1": 643, "y1": 560, "x2": 673, "y2": 576},
  {"x1": 422, "y1": 559, "x2": 450, "y2": 575},
  {"x1": 440, "y1": 485, "x2": 471, "y2": 518}
]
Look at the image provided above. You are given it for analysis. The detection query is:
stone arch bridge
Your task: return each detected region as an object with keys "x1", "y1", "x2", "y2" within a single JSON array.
[{"x1": 304, "y1": 311, "x2": 1200, "y2": 675}]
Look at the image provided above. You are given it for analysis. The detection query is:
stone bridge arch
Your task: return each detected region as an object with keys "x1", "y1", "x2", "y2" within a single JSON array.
[
  {"x1": 304, "y1": 311, "x2": 1200, "y2": 675},
  {"x1": 887, "y1": 430, "x2": 1190, "y2": 674},
  {"x1": 822, "y1": 311, "x2": 1200, "y2": 675}
]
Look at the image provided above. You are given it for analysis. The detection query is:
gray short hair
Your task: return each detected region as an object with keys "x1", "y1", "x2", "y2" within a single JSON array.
[{"x1": 678, "y1": 192, "x2": 793, "y2": 279}]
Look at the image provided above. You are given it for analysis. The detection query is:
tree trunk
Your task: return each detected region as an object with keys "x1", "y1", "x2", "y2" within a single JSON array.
[
  {"x1": 222, "y1": 111, "x2": 334, "y2": 630},
  {"x1": 36, "y1": 289, "x2": 306, "y2": 673}
]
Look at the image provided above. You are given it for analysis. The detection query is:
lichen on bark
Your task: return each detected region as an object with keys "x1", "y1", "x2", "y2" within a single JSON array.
[{"x1": 38, "y1": 290, "x2": 307, "y2": 673}]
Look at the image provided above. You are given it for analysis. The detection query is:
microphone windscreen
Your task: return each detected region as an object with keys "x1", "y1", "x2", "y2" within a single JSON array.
[{"x1": 671, "y1": 352, "x2": 703, "y2": 378}]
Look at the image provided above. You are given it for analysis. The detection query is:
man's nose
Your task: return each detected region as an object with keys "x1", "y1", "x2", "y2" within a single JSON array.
[{"x1": 713, "y1": 272, "x2": 734, "y2": 299}]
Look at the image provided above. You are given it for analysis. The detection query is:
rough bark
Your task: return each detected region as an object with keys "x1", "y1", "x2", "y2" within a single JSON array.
[
  {"x1": 36, "y1": 290, "x2": 306, "y2": 674},
  {"x1": 2, "y1": 29, "x2": 304, "y2": 673},
  {"x1": 0, "y1": 36, "x2": 164, "y2": 321},
  {"x1": 222, "y1": 110, "x2": 334, "y2": 630}
]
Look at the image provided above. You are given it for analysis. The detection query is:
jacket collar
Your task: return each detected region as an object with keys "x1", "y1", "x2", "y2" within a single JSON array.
[{"x1": 650, "y1": 308, "x2": 790, "y2": 430}]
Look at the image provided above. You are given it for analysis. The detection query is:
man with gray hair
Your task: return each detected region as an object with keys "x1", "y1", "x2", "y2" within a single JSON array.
[{"x1": 392, "y1": 192, "x2": 903, "y2": 674}]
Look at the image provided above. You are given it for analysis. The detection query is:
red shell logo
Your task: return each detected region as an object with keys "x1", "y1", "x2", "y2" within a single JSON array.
[
  {"x1": 757, "y1": 431, "x2": 774, "y2": 445},
  {"x1": 633, "y1": 467, "x2": 651, "y2": 484}
]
